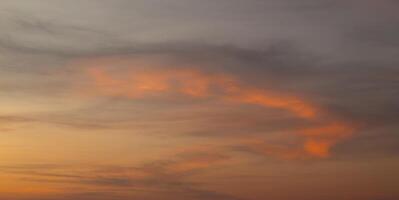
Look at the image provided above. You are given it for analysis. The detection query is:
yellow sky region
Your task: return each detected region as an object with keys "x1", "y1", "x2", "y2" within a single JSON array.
[
  {"x1": 0, "y1": 124, "x2": 204, "y2": 198},
  {"x1": 0, "y1": 124, "x2": 182, "y2": 166},
  {"x1": 0, "y1": 94, "x2": 90, "y2": 117}
]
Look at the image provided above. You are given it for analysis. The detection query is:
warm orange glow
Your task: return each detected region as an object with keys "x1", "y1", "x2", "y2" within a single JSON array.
[
  {"x1": 300, "y1": 122, "x2": 355, "y2": 157},
  {"x1": 1, "y1": 2, "x2": 396, "y2": 199},
  {"x1": 78, "y1": 58, "x2": 356, "y2": 159},
  {"x1": 86, "y1": 66, "x2": 317, "y2": 118},
  {"x1": 230, "y1": 89, "x2": 317, "y2": 119},
  {"x1": 304, "y1": 139, "x2": 331, "y2": 158}
]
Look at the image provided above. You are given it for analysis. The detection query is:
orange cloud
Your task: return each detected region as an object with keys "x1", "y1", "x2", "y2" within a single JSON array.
[
  {"x1": 240, "y1": 121, "x2": 356, "y2": 159},
  {"x1": 301, "y1": 122, "x2": 356, "y2": 158},
  {"x1": 77, "y1": 57, "x2": 356, "y2": 159},
  {"x1": 86, "y1": 67, "x2": 316, "y2": 118},
  {"x1": 227, "y1": 88, "x2": 317, "y2": 119}
]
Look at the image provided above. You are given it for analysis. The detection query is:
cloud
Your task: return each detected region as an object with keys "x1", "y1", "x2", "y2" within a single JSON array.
[
  {"x1": 82, "y1": 58, "x2": 317, "y2": 118},
  {"x1": 0, "y1": 0, "x2": 397, "y2": 62},
  {"x1": 71, "y1": 55, "x2": 358, "y2": 159},
  {"x1": 0, "y1": 146, "x2": 238, "y2": 200},
  {"x1": 0, "y1": 1, "x2": 398, "y2": 199},
  {"x1": 2, "y1": 37, "x2": 397, "y2": 160},
  {"x1": 0, "y1": 9, "x2": 126, "y2": 57}
]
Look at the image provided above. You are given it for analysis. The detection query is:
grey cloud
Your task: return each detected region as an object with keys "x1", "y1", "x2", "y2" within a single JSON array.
[
  {"x1": 0, "y1": 113, "x2": 114, "y2": 131},
  {"x1": 0, "y1": 0, "x2": 397, "y2": 61},
  {"x1": 0, "y1": 11, "x2": 127, "y2": 57}
]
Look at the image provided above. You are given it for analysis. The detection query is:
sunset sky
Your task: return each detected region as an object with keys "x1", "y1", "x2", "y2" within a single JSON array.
[{"x1": 0, "y1": 1, "x2": 399, "y2": 200}]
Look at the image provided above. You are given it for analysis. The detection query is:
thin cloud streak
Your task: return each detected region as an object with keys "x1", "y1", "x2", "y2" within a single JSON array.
[{"x1": 0, "y1": 146, "x2": 237, "y2": 200}]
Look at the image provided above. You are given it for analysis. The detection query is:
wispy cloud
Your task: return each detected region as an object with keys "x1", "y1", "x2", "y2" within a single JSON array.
[
  {"x1": 0, "y1": 146, "x2": 238, "y2": 200},
  {"x1": 78, "y1": 56, "x2": 356, "y2": 158}
]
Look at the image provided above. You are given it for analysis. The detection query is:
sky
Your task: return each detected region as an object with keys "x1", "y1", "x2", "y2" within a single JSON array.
[{"x1": 0, "y1": 0, "x2": 398, "y2": 200}]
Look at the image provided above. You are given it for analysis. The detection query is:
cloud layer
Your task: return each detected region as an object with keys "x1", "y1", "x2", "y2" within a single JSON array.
[{"x1": 0, "y1": 0, "x2": 398, "y2": 200}]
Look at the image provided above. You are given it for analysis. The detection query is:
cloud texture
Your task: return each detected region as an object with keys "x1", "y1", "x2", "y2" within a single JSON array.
[{"x1": 0, "y1": 0, "x2": 398, "y2": 200}]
